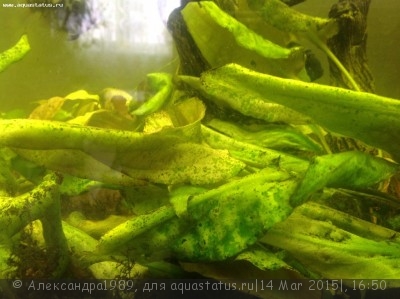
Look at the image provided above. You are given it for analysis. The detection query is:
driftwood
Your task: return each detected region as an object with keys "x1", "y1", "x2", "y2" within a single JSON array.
[
  {"x1": 327, "y1": 0, "x2": 375, "y2": 92},
  {"x1": 325, "y1": 0, "x2": 377, "y2": 154}
]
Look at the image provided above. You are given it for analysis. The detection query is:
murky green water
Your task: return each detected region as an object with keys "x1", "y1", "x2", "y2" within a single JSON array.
[{"x1": 0, "y1": 0, "x2": 179, "y2": 112}]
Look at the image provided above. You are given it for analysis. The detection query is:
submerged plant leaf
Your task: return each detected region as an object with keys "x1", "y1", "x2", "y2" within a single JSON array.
[
  {"x1": 97, "y1": 169, "x2": 296, "y2": 262},
  {"x1": 199, "y1": 64, "x2": 400, "y2": 161},
  {"x1": 172, "y1": 169, "x2": 297, "y2": 261},
  {"x1": 30, "y1": 90, "x2": 100, "y2": 121},
  {"x1": 181, "y1": 1, "x2": 304, "y2": 77},
  {"x1": 59, "y1": 175, "x2": 103, "y2": 197},
  {"x1": 207, "y1": 118, "x2": 322, "y2": 153},
  {"x1": 0, "y1": 119, "x2": 185, "y2": 153},
  {"x1": 129, "y1": 73, "x2": 173, "y2": 116},
  {"x1": 0, "y1": 150, "x2": 18, "y2": 196},
  {"x1": 30, "y1": 97, "x2": 66, "y2": 120},
  {"x1": 169, "y1": 185, "x2": 208, "y2": 218},
  {"x1": 290, "y1": 151, "x2": 398, "y2": 206},
  {"x1": 97, "y1": 206, "x2": 178, "y2": 254},
  {"x1": 13, "y1": 142, "x2": 242, "y2": 186},
  {"x1": 0, "y1": 99, "x2": 219, "y2": 185},
  {"x1": 0, "y1": 174, "x2": 59, "y2": 242},
  {"x1": 201, "y1": 125, "x2": 309, "y2": 174},
  {"x1": 247, "y1": 0, "x2": 333, "y2": 34},
  {"x1": 69, "y1": 109, "x2": 141, "y2": 131},
  {"x1": 118, "y1": 142, "x2": 245, "y2": 185},
  {"x1": 13, "y1": 148, "x2": 144, "y2": 186},
  {"x1": 184, "y1": 1, "x2": 295, "y2": 60},
  {"x1": 180, "y1": 75, "x2": 311, "y2": 124},
  {"x1": 236, "y1": 249, "x2": 291, "y2": 271},
  {"x1": 263, "y1": 203, "x2": 400, "y2": 279},
  {"x1": 0, "y1": 34, "x2": 30, "y2": 73}
]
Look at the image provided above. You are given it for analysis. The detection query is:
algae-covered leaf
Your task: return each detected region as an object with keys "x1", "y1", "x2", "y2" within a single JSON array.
[
  {"x1": 169, "y1": 185, "x2": 208, "y2": 218},
  {"x1": 263, "y1": 206, "x2": 400, "y2": 279},
  {"x1": 69, "y1": 109, "x2": 141, "y2": 131},
  {"x1": 0, "y1": 119, "x2": 185, "y2": 153},
  {"x1": 143, "y1": 110, "x2": 174, "y2": 134},
  {"x1": 96, "y1": 205, "x2": 178, "y2": 254},
  {"x1": 181, "y1": 1, "x2": 304, "y2": 77},
  {"x1": 129, "y1": 73, "x2": 173, "y2": 116},
  {"x1": 0, "y1": 34, "x2": 30, "y2": 73},
  {"x1": 13, "y1": 148, "x2": 144, "y2": 186},
  {"x1": 180, "y1": 75, "x2": 311, "y2": 125},
  {"x1": 0, "y1": 174, "x2": 59, "y2": 241},
  {"x1": 183, "y1": 1, "x2": 295, "y2": 60},
  {"x1": 64, "y1": 90, "x2": 99, "y2": 102},
  {"x1": 97, "y1": 169, "x2": 296, "y2": 262},
  {"x1": 207, "y1": 118, "x2": 322, "y2": 153},
  {"x1": 236, "y1": 249, "x2": 291, "y2": 271},
  {"x1": 1, "y1": 122, "x2": 243, "y2": 185},
  {"x1": 290, "y1": 151, "x2": 398, "y2": 206},
  {"x1": 118, "y1": 143, "x2": 245, "y2": 185},
  {"x1": 201, "y1": 125, "x2": 309, "y2": 174},
  {"x1": 199, "y1": 64, "x2": 400, "y2": 161},
  {"x1": 0, "y1": 98, "x2": 215, "y2": 185},
  {"x1": 59, "y1": 175, "x2": 102, "y2": 197},
  {"x1": 247, "y1": 0, "x2": 333, "y2": 34},
  {"x1": 30, "y1": 90, "x2": 100, "y2": 121},
  {"x1": 172, "y1": 169, "x2": 297, "y2": 261}
]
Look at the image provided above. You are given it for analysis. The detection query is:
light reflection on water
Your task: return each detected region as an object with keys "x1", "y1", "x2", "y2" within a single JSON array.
[{"x1": 0, "y1": 0, "x2": 181, "y2": 111}]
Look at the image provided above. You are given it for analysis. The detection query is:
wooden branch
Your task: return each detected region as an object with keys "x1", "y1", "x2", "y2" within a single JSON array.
[{"x1": 327, "y1": 0, "x2": 375, "y2": 92}]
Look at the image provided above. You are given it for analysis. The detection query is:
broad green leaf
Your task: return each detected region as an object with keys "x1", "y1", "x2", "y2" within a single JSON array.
[
  {"x1": 30, "y1": 90, "x2": 100, "y2": 121},
  {"x1": 123, "y1": 184, "x2": 170, "y2": 215},
  {"x1": 290, "y1": 151, "x2": 398, "y2": 206},
  {"x1": 0, "y1": 119, "x2": 185, "y2": 153},
  {"x1": 172, "y1": 168, "x2": 296, "y2": 261},
  {"x1": 0, "y1": 100, "x2": 219, "y2": 185},
  {"x1": 129, "y1": 73, "x2": 173, "y2": 116},
  {"x1": 118, "y1": 142, "x2": 245, "y2": 185},
  {"x1": 263, "y1": 203, "x2": 400, "y2": 279},
  {"x1": 66, "y1": 212, "x2": 129, "y2": 239},
  {"x1": 30, "y1": 220, "x2": 136, "y2": 279},
  {"x1": 199, "y1": 64, "x2": 400, "y2": 161},
  {"x1": 10, "y1": 154, "x2": 45, "y2": 185},
  {"x1": 167, "y1": 97, "x2": 205, "y2": 134},
  {"x1": 0, "y1": 35, "x2": 30, "y2": 73},
  {"x1": 236, "y1": 249, "x2": 291, "y2": 271},
  {"x1": 96, "y1": 169, "x2": 296, "y2": 262},
  {"x1": 59, "y1": 175, "x2": 103, "y2": 197},
  {"x1": 201, "y1": 125, "x2": 309, "y2": 174},
  {"x1": 181, "y1": 1, "x2": 304, "y2": 77},
  {"x1": 165, "y1": 97, "x2": 206, "y2": 143},
  {"x1": 247, "y1": 0, "x2": 333, "y2": 34},
  {"x1": 207, "y1": 118, "x2": 322, "y2": 153},
  {"x1": 59, "y1": 90, "x2": 100, "y2": 119},
  {"x1": 64, "y1": 90, "x2": 99, "y2": 102},
  {"x1": 143, "y1": 110, "x2": 174, "y2": 133},
  {"x1": 69, "y1": 109, "x2": 141, "y2": 131},
  {"x1": 97, "y1": 206, "x2": 178, "y2": 254},
  {"x1": 169, "y1": 185, "x2": 208, "y2": 218},
  {"x1": 13, "y1": 148, "x2": 144, "y2": 186},
  {"x1": 180, "y1": 75, "x2": 311, "y2": 124},
  {"x1": 296, "y1": 201, "x2": 400, "y2": 242},
  {"x1": 0, "y1": 174, "x2": 59, "y2": 242}
]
